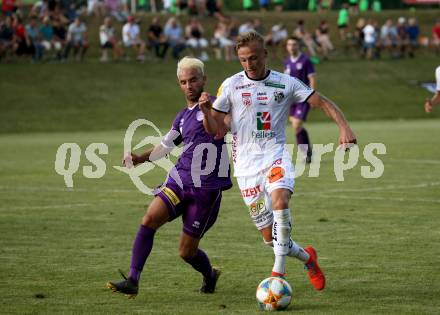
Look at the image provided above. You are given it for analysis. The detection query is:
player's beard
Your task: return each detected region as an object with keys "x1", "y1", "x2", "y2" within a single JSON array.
[{"x1": 187, "y1": 88, "x2": 203, "y2": 103}]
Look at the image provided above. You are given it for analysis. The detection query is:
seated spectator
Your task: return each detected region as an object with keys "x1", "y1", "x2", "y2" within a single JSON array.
[
  {"x1": 122, "y1": 15, "x2": 146, "y2": 62},
  {"x1": 87, "y1": 0, "x2": 106, "y2": 17},
  {"x1": 379, "y1": 18, "x2": 398, "y2": 58},
  {"x1": 164, "y1": 17, "x2": 185, "y2": 60},
  {"x1": 40, "y1": 16, "x2": 62, "y2": 59},
  {"x1": 30, "y1": 0, "x2": 49, "y2": 20},
  {"x1": 212, "y1": 20, "x2": 233, "y2": 61},
  {"x1": 406, "y1": 17, "x2": 419, "y2": 58},
  {"x1": 99, "y1": 16, "x2": 122, "y2": 62},
  {"x1": 293, "y1": 19, "x2": 318, "y2": 57},
  {"x1": 396, "y1": 17, "x2": 408, "y2": 58},
  {"x1": 315, "y1": 20, "x2": 333, "y2": 60},
  {"x1": 25, "y1": 16, "x2": 44, "y2": 62},
  {"x1": 205, "y1": 0, "x2": 223, "y2": 19},
  {"x1": 273, "y1": 0, "x2": 284, "y2": 12},
  {"x1": 64, "y1": 17, "x2": 88, "y2": 61},
  {"x1": 2, "y1": 0, "x2": 19, "y2": 17},
  {"x1": 265, "y1": 23, "x2": 287, "y2": 58},
  {"x1": 433, "y1": 19, "x2": 440, "y2": 55},
  {"x1": 105, "y1": 0, "x2": 129, "y2": 23},
  {"x1": 12, "y1": 14, "x2": 32, "y2": 59},
  {"x1": 238, "y1": 19, "x2": 254, "y2": 35},
  {"x1": 259, "y1": 0, "x2": 269, "y2": 11},
  {"x1": 0, "y1": 16, "x2": 16, "y2": 61},
  {"x1": 147, "y1": 16, "x2": 169, "y2": 60},
  {"x1": 52, "y1": 18, "x2": 66, "y2": 60},
  {"x1": 185, "y1": 17, "x2": 209, "y2": 61}
]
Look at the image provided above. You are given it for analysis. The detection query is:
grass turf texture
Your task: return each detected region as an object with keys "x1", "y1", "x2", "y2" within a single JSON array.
[
  {"x1": 0, "y1": 120, "x2": 439, "y2": 314},
  {"x1": 1, "y1": 9, "x2": 440, "y2": 314}
]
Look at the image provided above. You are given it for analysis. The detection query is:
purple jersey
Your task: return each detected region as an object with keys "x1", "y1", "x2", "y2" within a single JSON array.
[
  {"x1": 165, "y1": 101, "x2": 232, "y2": 190},
  {"x1": 283, "y1": 53, "x2": 315, "y2": 87}
]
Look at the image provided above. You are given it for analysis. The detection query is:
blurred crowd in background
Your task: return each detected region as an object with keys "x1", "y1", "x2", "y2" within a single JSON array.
[{"x1": 0, "y1": 0, "x2": 439, "y2": 63}]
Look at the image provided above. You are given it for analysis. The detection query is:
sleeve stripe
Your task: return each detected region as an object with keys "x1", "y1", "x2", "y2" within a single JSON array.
[
  {"x1": 212, "y1": 107, "x2": 228, "y2": 114},
  {"x1": 304, "y1": 90, "x2": 315, "y2": 103}
]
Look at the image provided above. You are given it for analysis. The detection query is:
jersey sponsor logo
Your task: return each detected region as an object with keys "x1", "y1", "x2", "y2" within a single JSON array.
[
  {"x1": 235, "y1": 83, "x2": 255, "y2": 90},
  {"x1": 161, "y1": 187, "x2": 180, "y2": 206},
  {"x1": 257, "y1": 96, "x2": 268, "y2": 101},
  {"x1": 241, "y1": 185, "x2": 262, "y2": 198},
  {"x1": 249, "y1": 199, "x2": 266, "y2": 217},
  {"x1": 242, "y1": 92, "x2": 252, "y2": 106},
  {"x1": 264, "y1": 81, "x2": 286, "y2": 89},
  {"x1": 196, "y1": 110, "x2": 204, "y2": 121},
  {"x1": 274, "y1": 91, "x2": 285, "y2": 103},
  {"x1": 271, "y1": 158, "x2": 282, "y2": 166},
  {"x1": 268, "y1": 166, "x2": 285, "y2": 183},
  {"x1": 256, "y1": 112, "x2": 271, "y2": 130},
  {"x1": 257, "y1": 92, "x2": 267, "y2": 96},
  {"x1": 252, "y1": 130, "x2": 275, "y2": 138}
]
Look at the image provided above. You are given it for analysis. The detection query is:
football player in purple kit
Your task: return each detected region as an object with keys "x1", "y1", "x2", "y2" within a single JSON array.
[
  {"x1": 106, "y1": 57, "x2": 232, "y2": 298},
  {"x1": 284, "y1": 36, "x2": 316, "y2": 163}
]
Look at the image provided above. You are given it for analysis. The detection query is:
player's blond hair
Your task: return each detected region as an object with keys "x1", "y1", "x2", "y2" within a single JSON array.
[
  {"x1": 177, "y1": 56, "x2": 205, "y2": 78},
  {"x1": 235, "y1": 31, "x2": 265, "y2": 51}
]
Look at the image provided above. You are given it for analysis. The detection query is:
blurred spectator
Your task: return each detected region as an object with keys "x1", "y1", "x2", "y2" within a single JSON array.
[
  {"x1": 273, "y1": 0, "x2": 283, "y2": 12},
  {"x1": 396, "y1": 17, "x2": 408, "y2": 58},
  {"x1": 253, "y1": 18, "x2": 264, "y2": 35},
  {"x1": 25, "y1": 16, "x2": 44, "y2": 61},
  {"x1": 359, "y1": 0, "x2": 368, "y2": 12},
  {"x1": 122, "y1": 16, "x2": 146, "y2": 62},
  {"x1": 99, "y1": 16, "x2": 122, "y2": 62},
  {"x1": 348, "y1": 0, "x2": 358, "y2": 14},
  {"x1": 379, "y1": 18, "x2": 398, "y2": 58},
  {"x1": 242, "y1": 0, "x2": 252, "y2": 11},
  {"x1": 64, "y1": 17, "x2": 88, "y2": 61},
  {"x1": 228, "y1": 17, "x2": 239, "y2": 41},
  {"x1": 164, "y1": 17, "x2": 185, "y2": 59},
  {"x1": 185, "y1": 17, "x2": 209, "y2": 61},
  {"x1": 2, "y1": 0, "x2": 19, "y2": 16},
  {"x1": 354, "y1": 17, "x2": 366, "y2": 50},
  {"x1": 105, "y1": 0, "x2": 129, "y2": 22},
  {"x1": 362, "y1": 19, "x2": 377, "y2": 60},
  {"x1": 30, "y1": 0, "x2": 49, "y2": 20},
  {"x1": 87, "y1": 0, "x2": 106, "y2": 17},
  {"x1": 12, "y1": 14, "x2": 32, "y2": 59},
  {"x1": 432, "y1": 19, "x2": 440, "y2": 55},
  {"x1": 259, "y1": 0, "x2": 269, "y2": 11},
  {"x1": 318, "y1": 0, "x2": 332, "y2": 12},
  {"x1": 293, "y1": 19, "x2": 317, "y2": 58},
  {"x1": 238, "y1": 20, "x2": 254, "y2": 35},
  {"x1": 308, "y1": 0, "x2": 317, "y2": 11},
  {"x1": 315, "y1": 20, "x2": 333, "y2": 60},
  {"x1": 40, "y1": 16, "x2": 62, "y2": 59},
  {"x1": 147, "y1": 16, "x2": 169, "y2": 60},
  {"x1": 372, "y1": 0, "x2": 381, "y2": 12},
  {"x1": 212, "y1": 20, "x2": 233, "y2": 61},
  {"x1": 337, "y1": 3, "x2": 349, "y2": 41},
  {"x1": 265, "y1": 23, "x2": 287, "y2": 58},
  {"x1": 0, "y1": 16, "x2": 16, "y2": 61},
  {"x1": 205, "y1": 0, "x2": 223, "y2": 19},
  {"x1": 52, "y1": 17, "x2": 66, "y2": 60},
  {"x1": 406, "y1": 17, "x2": 419, "y2": 58}
]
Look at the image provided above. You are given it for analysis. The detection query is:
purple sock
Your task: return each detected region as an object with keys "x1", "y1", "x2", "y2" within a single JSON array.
[
  {"x1": 182, "y1": 249, "x2": 213, "y2": 279},
  {"x1": 128, "y1": 225, "x2": 156, "y2": 282},
  {"x1": 296, "y1": 128, "x2": 311, "y2": 155}
]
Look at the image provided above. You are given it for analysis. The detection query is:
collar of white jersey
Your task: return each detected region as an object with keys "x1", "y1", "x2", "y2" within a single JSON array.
[{"x1": 243, "y1": 69, "x2": 271, "y2": 82}]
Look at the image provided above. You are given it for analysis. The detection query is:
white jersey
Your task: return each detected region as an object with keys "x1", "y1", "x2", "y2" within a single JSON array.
[
  {"x1": 213, "y1": 70, "x2": 314, "y2": 177},
  {"x1": 436, "y1": 66, "x2": 440, "y2": 91}
]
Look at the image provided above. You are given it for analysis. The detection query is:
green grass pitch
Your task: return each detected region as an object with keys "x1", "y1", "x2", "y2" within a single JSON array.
[{"x1": 1, "y1": 10, "x2": 440, "y2": 314}]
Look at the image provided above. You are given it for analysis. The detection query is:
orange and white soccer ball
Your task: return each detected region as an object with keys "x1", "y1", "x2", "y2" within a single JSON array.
[{"x1": 256, "y1": 277, "x2": 293, "y2": 311}]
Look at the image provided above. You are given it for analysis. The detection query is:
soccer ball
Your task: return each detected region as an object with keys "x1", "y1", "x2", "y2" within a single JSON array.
[{"x1": 256, "y1": 277, "x2": 293, "y2": 311}]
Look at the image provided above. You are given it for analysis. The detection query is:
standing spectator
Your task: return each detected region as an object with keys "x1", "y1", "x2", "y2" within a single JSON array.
[
  {"x1": 362, "y1": 19, "x2": 377, "y2": 60},
  {"x1": 212, "y1": 20, "x2": 233, "y2": 61},
  {"x1": 379, "y1": 18, "x2": 398, "y2": 58},
  {"x1": 242, "y1": 0, "x2": 252, "y2": 11},
  {"x1": 185, "y1": 17, "x2": 209, "y2": 61},
  {"x1": 315, "y1": 20, "x2": 333, "y2": 60},
  {"x1": 147, "y1": 16, "x2": 169, "y2": 60},
  {"x1": 432, "y1": 19, "x2": 440, "y2": 55},
  {"x1": 164, "y1": 17, "x2": 186, "y2": 59},
  {"x1": 105, "y1": 0, "x2": 129, "y2": 22},
  {"x1": 52, "y1": 17, "x2": 66, "y2": 60},
  {"x1": 337, "y1": 3, "x2": 349, "y2": 41},
  {"x1": 205, "y1": 0, "x2": 223, "y2": 19},
  {"x1": 396, "y1": 17, "x2": 408, "y2": 58},
  {"x1": 253, "y1": 18, "x2": 264, "y2": 35},
  {"x1": 99, "y1": 16, "x2": 122, "y2": 62},
  {"x1": 122, "y1": 15, "x2": 146, "y2": 62},
  {"x1": 25, "y1": 16, "x2": 44, "y2": 62},
  {"x1": 354, "y1": 17, "x2": 366, "y2": 52},
  {"x1": 359, "y1": 0, "x2": 368, "y2": 12},
  {"x1": 406, "y1": 17, "x2": 419, "y2": 58},
  {"x1": 64, "y1": 17, "x2": 89, "y2": 61},
  {"x1": 372, "y1": 0, "x2": 381, "y2": 12},
  {"x1": 87, "y1": 0, "x2": 106, "y2": 17}
]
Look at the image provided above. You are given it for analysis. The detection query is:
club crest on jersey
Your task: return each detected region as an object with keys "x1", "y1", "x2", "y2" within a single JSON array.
[
  {"x1": 196, "y1": 110, "x2": 204, "y2": 121},
  {"x1": 256, "y1": 112, "x2": 271, "y2": 130},
  {"x1": 242, "y1": 92, "x2": 252, "y2": 106},
  {"x1": 274, "y1": 91, "x2": 285, "y2": 103},
  {"x1": 296, "y1": 62, "x2": 303, "y2": 70}
]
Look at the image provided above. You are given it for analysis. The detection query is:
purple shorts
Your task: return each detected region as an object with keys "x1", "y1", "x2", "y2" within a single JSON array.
[
  {"x1": 155, "y1": 181, "x2": 222, "y2": 239},
  {"x1": 289, "y1": 102, "x2": 311, "y2": 121}
]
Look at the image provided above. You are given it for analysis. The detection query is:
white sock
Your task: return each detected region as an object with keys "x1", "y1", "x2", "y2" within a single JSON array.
[
  {"x1": 265, "y1": 238, "x2": 310, "y2": 263},
  {"x1": 272, "y1": 209, "x2": 291, "y2": 275}
]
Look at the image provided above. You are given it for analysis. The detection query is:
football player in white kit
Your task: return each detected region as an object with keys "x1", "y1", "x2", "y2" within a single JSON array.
[
  {"x1": 199, "y1": 32, "x2": 357, "y2": 291},
  {"x1": 424, "y1": 66, "x2": 440, "y2": 113}
]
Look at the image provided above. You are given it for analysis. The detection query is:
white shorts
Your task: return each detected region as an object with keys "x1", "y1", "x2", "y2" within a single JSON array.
[{"x1": 236, "y1": 158, "x2": 295, "y2": 230}]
